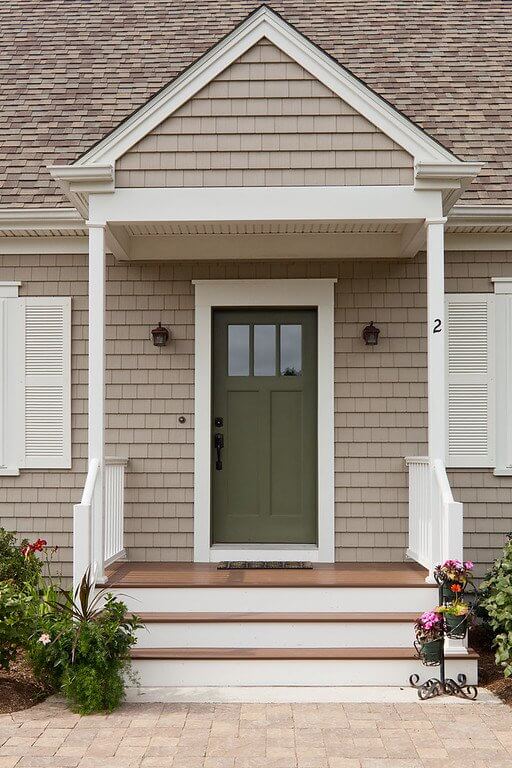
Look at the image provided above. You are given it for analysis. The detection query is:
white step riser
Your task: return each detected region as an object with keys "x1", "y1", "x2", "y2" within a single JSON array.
[
  {"x1": 136, "y1": 621, "x2": 416, "y2": 649},
  {"x1": 130, "y1": 658, "x2": 478, "y2": 687},
  {"x1": 122, "y1": 587, "x2": 437, "y2": 613}
]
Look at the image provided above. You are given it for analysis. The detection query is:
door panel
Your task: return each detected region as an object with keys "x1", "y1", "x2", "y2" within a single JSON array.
[
  {"x1": 226, "y1": 390, "x2": 260, "y2": 518},
  {"x1": 212, "y1": 309, "x2": 317, "y2": 544},
  {"x1": 270, "y1": 390, "x2": 302, "y2": 519}
]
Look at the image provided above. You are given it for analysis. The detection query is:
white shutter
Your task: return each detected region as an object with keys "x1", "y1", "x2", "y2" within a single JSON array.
[
  {"x1": 21, "y1": 297, "x2": 71, "y2": 468},
  {"x1": 445, "y1": 294, "x2": 495, "y2": 467}
]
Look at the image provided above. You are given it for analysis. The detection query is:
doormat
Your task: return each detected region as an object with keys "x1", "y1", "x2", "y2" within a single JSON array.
[{"x1": 217, "y1": 561, "x2": 313, "y2": 570}]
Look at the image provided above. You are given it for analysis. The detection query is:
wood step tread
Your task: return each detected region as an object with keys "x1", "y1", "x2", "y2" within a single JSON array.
[
  {"x1": 107, "y1": 562, "x2": 432, "y2": 588},
  {"x1": 131, "y1": 647, "x2": 478, "y2": 661},
  {"x1": 136, "y1": 612, "x2": 419, "y2": 623}
]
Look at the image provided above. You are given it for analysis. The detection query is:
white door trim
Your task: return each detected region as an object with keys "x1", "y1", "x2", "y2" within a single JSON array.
[{"x1": 193, "y1": 278, "x2": 336, "y2": 563}]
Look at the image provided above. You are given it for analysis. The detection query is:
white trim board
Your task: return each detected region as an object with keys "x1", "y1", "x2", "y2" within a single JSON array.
[
  {"x1": 193, "y1": 278, "x2": 336, "y2": 563},
  {"x1": 74, "y1": 7, "x2": 459, "y2": 167},
  {"x1": 89, "y1": 186, "x2": 443, "y2": 225}
]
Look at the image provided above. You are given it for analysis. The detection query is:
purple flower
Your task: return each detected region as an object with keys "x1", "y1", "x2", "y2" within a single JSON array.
[{"x1": 418, "y1": 611, "x2": 442, "y2": 630}]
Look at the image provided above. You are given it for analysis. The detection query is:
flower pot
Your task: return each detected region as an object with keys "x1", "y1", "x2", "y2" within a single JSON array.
[
  {"x1": 444, "y1": 613, "x2": 468, "y2": 639},
  {"x1": 442, "y1": 582, "x2": 464, "y2": 602},
  {"x1": 418, "y1": 638, "x2": 443, "y2": 666}
]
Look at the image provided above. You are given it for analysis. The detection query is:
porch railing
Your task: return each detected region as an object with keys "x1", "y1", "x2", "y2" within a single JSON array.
[
  {"x1": 405, "y1": 456, "x2": 463, "y2": 581},
  {"x1": 73, "y1": 456, "x2": 127, "y2": 591},
  {"x1": 104, "y1": 457, "x2": 127, "y2": 567}
]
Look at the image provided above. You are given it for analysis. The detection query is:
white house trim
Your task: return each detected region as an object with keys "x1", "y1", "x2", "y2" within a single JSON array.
[
  {"x1": 89, "y1": 186, "x2": 444, "y2": 225},
  {"x1": 492, "y1": 278, "x2": 512, "y2": 476},
  {"x1": 72, "y1": 6, "x2": 467, "y2": 169},
  {"x1": 193, "y1": 278, "x2": 336, "y2": 563},
  {"x1": 0, "y1": 282, "x2": 21, "y2": 298},
  {"x1": 426, "y1": 218, "x2": 447, "y2": 461},
  {"x1": 0, "y1": 207, "x2": 84, "y2": 231}
]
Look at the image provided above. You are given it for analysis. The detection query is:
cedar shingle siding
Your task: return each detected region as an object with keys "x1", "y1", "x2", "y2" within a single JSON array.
[
  {"x1": 1, "y1": 252, "x2": 511, "y2": 579},
  {"x1": 117, "y1": 41, "x2": 413, "y2": 188}
]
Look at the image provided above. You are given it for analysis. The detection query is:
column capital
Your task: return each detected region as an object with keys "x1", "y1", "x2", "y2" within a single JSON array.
[
  {"x1": 425, "y1": 217, "x2": 448, "y2": 226},
  {"x1": 86, "y1": 220, "x2": 107, "y2": 229}
]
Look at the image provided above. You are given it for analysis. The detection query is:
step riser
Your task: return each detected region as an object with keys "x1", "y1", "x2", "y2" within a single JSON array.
[
  {"x1": 122, "y1": 587, "x2": 437, "y2": 613},
  {"x1": 130, "y1": 658, "x2": 478, "y2": 687},
  {"x1": 136, "y1": 621, "x2": 416, "y2": 648}
]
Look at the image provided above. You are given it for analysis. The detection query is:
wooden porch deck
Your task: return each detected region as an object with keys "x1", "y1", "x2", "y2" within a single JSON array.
[{"x1": 105, "y1": 561, "x2": 430, "y2": 589}]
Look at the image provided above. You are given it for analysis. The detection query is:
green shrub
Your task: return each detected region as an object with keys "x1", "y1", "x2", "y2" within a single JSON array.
[
  {"x1": 479, "y1": 534, "x2": 512, "y2": 677},
  {"x1": 28, "y1": 569, "x2": 142, "y2": 714},
  {"x1": 0, "y1": 528, "x2": 43, "y2": 586},
  {"x1": 0, "y1": 582, "x2": 30, "y2": 670}
]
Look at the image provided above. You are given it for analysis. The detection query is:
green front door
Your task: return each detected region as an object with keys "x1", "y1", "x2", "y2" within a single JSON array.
[{"x1": 212, "y1": 308, "x2": 317, "y2": 544}]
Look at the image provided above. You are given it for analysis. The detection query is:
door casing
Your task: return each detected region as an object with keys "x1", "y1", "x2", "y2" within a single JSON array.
[{"x1": 193, "y1": 278, "x2": 336, "y2": 562}]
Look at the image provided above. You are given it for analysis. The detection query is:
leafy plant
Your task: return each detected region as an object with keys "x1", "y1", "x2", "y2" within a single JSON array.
[
  {"x1": 0, "y1": 582, "x2": 31, "y2": 669},
  {"x1": 479, "y1": 534, "x2": 512, "y2": 677},
  {"x1": 28, "y1": 567, "x2": 143, "y2": 714},
  {"x1": 0, "y1": 528, "x2": 43, "y2": 586},
  {"x1": 0, "y1": 531, "x2": 56, "y2": 669},
  {"x1": 438, "y1": 599, "x2": 470, "y2": 617}
]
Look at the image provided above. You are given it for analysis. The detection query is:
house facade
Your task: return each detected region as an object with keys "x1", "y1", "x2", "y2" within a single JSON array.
[{"x1": 1, "y1": 1, "x2": 511, "y2": 687}]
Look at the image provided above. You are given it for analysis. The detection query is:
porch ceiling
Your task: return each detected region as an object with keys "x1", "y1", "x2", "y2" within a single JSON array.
[
  {"x1": 123, "y1": 220, "x2": 403, "y2": 236},
  {"x1": 110, "y1": 218, "x2": 409, "y2": 261}
]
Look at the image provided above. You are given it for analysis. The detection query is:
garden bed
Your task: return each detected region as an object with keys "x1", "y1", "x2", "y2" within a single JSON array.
[
  {"x1": 0, "y1": 653, "x2": 48, "y2": 713},
  {"x1": 471, "y1": 626, "x2": 512, "y2": 705}
]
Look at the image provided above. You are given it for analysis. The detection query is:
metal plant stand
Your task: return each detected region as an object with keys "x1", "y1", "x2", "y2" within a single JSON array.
[{"x1": 409, "y1": 575, "x2": 478, "y2": 700}]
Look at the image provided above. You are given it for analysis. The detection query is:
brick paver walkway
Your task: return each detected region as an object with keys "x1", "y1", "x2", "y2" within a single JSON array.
[{"x1": 0, "y1": 697, "x2": 511, "y2": 768}]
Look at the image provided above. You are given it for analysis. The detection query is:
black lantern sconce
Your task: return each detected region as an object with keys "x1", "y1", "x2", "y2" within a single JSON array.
[
  {"x1": 362, "y1": 321, "x2": 380, "y2": 346},
  {"x1": 151, "y1": 322, "x2": 170, "y2": 347}
]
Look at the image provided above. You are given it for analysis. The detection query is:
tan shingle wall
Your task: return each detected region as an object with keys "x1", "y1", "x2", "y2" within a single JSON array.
[
  {"x1": 116, "y1": 40, "x2": 413, "y2": 188},
  {"x1": 1, "y1": 248, "x2": 510, "y2": 578}
]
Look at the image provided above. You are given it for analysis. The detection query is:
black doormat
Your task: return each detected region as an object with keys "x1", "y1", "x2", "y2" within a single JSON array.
[{"x1": 217, "y1": 561, "x2": 313, "y2": 570}]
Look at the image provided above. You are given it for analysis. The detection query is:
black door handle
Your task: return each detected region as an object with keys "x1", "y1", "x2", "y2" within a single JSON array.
[{"x1": 214, "y1": 432, "x2": 224, "y2": 470}]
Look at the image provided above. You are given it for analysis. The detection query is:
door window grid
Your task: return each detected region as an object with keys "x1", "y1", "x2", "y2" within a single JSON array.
[{"x1": 228, "y1": 323, "x2": 302, "y2": 377}]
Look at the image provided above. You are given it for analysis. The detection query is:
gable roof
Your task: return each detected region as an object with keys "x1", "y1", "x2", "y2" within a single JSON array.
[{"x1": 1, "y1": 0, "x2": 511, "y2": 207}]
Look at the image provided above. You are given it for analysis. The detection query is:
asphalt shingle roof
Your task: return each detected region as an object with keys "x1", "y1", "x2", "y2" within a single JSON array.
[{"x1": 1, "y1": 0, "x2": 511, "y2": 207}]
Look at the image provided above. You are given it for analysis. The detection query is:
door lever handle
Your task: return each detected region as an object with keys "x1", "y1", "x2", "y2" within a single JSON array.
[{"x1": 214, "y1": 432, "x2": 224, "y2": 470}]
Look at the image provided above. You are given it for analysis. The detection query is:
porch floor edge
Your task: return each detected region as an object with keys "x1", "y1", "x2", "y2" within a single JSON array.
[{"x1": 105, "y1": 561, "x2": 431, "y2": 588}]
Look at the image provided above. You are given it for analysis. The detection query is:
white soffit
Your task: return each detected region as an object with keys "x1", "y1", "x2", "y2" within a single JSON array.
[
  {"x1": 72, "y1": 6, "x2": 462, "y2": 168},
  {"x1": 123, "y1": 220, "x2": 403, "y2": 236}
]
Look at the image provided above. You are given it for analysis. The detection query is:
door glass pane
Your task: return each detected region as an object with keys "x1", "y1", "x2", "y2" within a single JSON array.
[
  {"x1": 254, "y1": 325, "x2": 276, "y2": 376},
  {"x1": 228, "y1": 325, "x2": 250, "y2": 376},
  {"x1": 280, "y1": 324, "x2": 302, "y2": 376}
]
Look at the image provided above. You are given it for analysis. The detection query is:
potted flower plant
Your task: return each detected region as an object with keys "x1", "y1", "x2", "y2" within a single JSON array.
[
  {"x1": 434, "y1": 559, "x2": 474, "y2": 601},
  {"x1": 414, "y1": 610, "x2": 444, "y2": 665},
  {"x1": 438, "y1": 599, "x2": 470, "y2": 639}
]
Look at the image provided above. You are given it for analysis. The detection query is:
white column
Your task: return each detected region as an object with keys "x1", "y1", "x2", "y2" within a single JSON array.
[
  {"x1": 426, "y1": 218, "x2": 447, "y2": 461},
  {"x1": 88, "y1": 222, "x2": 106, "y2": 582}
]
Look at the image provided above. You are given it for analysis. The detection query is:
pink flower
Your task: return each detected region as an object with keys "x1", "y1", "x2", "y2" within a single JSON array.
[
  {"x1": 38, "y1": 633, "x2": 51, "y2": 646},
  {"x1": 418, "y1": 611, "x2": 442, "y2": 630},
  {"x1": 464, "y1": 561, "x2": 474, "y2": 570}
]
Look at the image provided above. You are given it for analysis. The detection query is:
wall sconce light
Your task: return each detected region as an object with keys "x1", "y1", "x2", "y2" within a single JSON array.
[
  {"x1": 362, "y1": 321, "x2": 380, "y2": 346},
  {"x1": 151, "y1": 322, "x2": 170, "y2": 347}
]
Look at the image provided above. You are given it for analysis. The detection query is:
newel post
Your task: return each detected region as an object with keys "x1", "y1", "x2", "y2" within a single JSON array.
[
  {"x1": 426, "y1": 218, "x2": 447, "y2": 462},
  {"x1": 87, "y1": 221, "x2": 106, "y2": 582}
]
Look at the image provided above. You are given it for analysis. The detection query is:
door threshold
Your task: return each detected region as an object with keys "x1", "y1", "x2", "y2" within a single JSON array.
[{"x1": 209, "y1": 545, "x2": 320, "y2": 563}]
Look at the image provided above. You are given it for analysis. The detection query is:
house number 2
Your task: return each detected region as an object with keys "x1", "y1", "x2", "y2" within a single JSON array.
[{"x1": 433, "y1": 319, "x2": 442, "y2": 333}]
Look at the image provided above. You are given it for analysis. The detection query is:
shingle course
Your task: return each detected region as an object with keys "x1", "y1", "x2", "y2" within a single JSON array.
[{"x1": 1, "y1": 0, "x2": 511, "y2": 206}]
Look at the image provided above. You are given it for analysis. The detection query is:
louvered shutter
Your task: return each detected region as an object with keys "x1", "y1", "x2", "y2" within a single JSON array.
[
  {"x1": 445, "y1": 294, "x2": 495, "y2": 467},
  {"x1": 21, "y1": 297, "x2": 71, "y2": 468}
]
